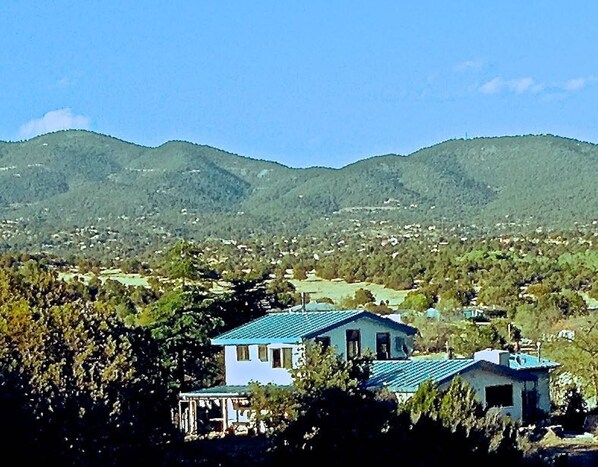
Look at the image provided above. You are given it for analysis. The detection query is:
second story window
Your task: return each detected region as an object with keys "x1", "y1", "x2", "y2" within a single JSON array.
[
  {"x1": 272, "y1": 348, "x2": 293, "y2": 369},
  {"x1": 376, "y1": 332, "x2": 390, "y2": 360},
  {"x1": 395, "y1": 336, "x2": 408, "y2": 356},
  {"x1": 258, "y1": 345, "x2": 268, "y2": 362},
  {"x1": 236, "y1": 345, "x2": 250, "y2": 361},
  {"x1": 346, "y1": 329, "x2": 361, "y2": 359}
]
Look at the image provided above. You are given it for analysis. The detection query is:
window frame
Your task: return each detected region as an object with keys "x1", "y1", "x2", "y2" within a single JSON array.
[
  {"x1": 236, "y1": 344, "x2": 250, "y2": 362},
  {"x1": 485, "y1": 384, "x2": 514, "y2": 408},
  {"x1": 346, "y1": 329, "x2": 361, "y2": 359},
  {"x1": 376, "y1": 332, "x2": 391, "y2": 360},
  {"x1": 258, "y1": 344, "x2": 268, "y2": 362},
  {"x1": 271, "y1": 347, "x2": 293, "y2": 369}
]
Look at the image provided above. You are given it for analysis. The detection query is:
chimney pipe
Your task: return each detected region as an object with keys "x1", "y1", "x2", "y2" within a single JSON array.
[{"x1": 445, "y1": 341, "x2": 453, "y2": 359}]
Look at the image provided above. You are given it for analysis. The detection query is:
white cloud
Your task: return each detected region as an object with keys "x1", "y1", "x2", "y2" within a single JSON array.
[
  {"x1": 55, "y1": 77, "x2": 72, "y2": 88},
  {"x1": 507, "y1": 77, "x2": 535, "y2": 94},
  {"x1": 480, "y1": 77, "x2": 503, "y2": 94},
  {"x1": 563, "y1": 77, "x2": 589, "y2": 91},
  {"x1": 19, "y1": 108, "x2": 90, "y2": 139},
  {"x1": 480, "y1": 75, "x2": 594, "y2": 96},
  {"x1": 480, "y1": 76, "x2": 544, "y2": 95}
]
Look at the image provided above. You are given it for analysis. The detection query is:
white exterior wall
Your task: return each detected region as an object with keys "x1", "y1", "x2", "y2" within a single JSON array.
[
  {"x1": 319, "y1": 316, "x2": 413, "y2": 360},
  {"x1": 455, "y1": 368, "x2": 525, "y2": 421},
  {"x1": 395, "y1": 369, "x2": 526, "y2": 421},
  {"x1": 224, "y1": 343, "x2": 301, "y2": 386}
]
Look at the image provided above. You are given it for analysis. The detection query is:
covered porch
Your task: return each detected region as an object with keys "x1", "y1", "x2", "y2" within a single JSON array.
[{"x1": 178, "y1": 385, "x2": 253, "y2": 436}]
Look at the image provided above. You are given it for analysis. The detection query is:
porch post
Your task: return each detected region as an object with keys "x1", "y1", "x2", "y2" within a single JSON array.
[
  {"x1": 178, "y1": 400, "x2": 185, "y2": 433},
  {"x1": 190, "y1": 399, "x2": 197, "y2": 434},
  {"x1": 221, "y1": 398, "x2": 228, "y2": 433}
]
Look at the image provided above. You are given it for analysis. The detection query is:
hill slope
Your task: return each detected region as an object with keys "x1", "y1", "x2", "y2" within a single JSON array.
[{"x1": 1, "y1": 130, "x2": 597, "y2": 251}]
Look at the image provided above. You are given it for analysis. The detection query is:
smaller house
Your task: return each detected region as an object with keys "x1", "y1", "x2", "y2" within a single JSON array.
[
  {"x1": 366, "y1": 349, "x2": 559, "y2": 421},
  {"x1": 463, "y1": 308, "x2": 489, "y2": 321}
]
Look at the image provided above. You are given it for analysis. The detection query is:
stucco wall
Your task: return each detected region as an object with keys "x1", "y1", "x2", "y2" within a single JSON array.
[
  {"x1": 396, "y1": 368, "x2": 527, "y2": 421},
  {"x1": 224, "y1": 343, "x2": 301, "y2": 385},
  {"x1": 448, "y1": 368, "x2": 525, "y2": 420}
]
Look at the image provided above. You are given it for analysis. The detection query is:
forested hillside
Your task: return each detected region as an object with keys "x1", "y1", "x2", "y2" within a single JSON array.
[{"x1": 1, "y1": 130, "x2": 597, "y2": 253}]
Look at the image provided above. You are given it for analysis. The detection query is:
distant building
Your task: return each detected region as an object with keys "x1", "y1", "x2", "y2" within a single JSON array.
[{"x1": 424, "y1": 307, "x2": 441, "y2": 319}]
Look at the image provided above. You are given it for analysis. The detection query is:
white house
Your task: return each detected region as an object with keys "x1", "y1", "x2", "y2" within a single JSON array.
[
  {"x1": 178, "y1": 307, "x2": 559, "y2": 435},
  {"x1": 178, "y1": 307, "x2": 418, "y2": 433}
]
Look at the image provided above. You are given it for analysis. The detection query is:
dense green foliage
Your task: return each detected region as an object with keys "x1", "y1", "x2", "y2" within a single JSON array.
[
  {"x1": 0, "y1": 267, "x2": 171, "y2": 464},
  {"x1": 251, "y1": 344, "x2": 536, "y2": 467}
]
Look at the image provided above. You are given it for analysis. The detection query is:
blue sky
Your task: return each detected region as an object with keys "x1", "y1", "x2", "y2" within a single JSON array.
[{"x1": 1, "y1": 1, "x2": 597, "y2": 168}]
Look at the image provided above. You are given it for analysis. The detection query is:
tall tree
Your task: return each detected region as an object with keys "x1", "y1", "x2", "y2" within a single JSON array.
[{"x1": 0, "y1": 300, "x2": 170, "y2": 465}]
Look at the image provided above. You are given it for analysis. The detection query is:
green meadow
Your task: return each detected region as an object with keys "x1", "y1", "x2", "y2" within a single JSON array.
[{"x1": 290, "y1": 273, "x2": 410, "y2": 308}]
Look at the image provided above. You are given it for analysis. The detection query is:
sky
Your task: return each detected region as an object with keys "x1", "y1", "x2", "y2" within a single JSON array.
[{"x1": 1, "y1": 1, "x2": 597, "y2": 168}]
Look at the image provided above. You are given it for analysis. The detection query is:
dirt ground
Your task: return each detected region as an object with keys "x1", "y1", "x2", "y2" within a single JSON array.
[{"x1": 536, "y1": 432, "x2": 598, "y2": 466}]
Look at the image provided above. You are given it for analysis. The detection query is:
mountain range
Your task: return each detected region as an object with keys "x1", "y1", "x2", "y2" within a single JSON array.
[{"x1": 1, "y1": 130, "x2": 597, "y2": 250}]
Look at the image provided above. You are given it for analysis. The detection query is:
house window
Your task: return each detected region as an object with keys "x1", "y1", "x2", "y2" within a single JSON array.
[
  {"x1": 236, "y1": 345, "x2": 250, "y2": 361},
  {"x1": 314, "y1": 336, "x2": 331, "y2": 350},
  {"x1": 272, "y1": 348, "x2": 293, "y2": 369},
  {"x1": 258, "y1": 345, "x2": 268, "y2": 362},
  {"x1": 376, "y1": 333, "x2": 390, "y2": 360},
  {"x1": 346, "y1": 329, "x2": 361, "y2": 359},
  {"x1": 485, "y1": 384, "x2": 513, "y2": 408}
]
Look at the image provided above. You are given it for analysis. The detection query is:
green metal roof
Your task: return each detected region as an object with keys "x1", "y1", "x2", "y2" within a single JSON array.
[
  {"x1": 211, "y1": 310, "x2": 418, "y2": 345},
  {"x1": 179, "y1": 384, "x2": 293, "y2": 399},
  {"x1": 508, "y1": 353, "x2": 560, "y2": 370},
  {"x1": 368, "y1": 359, "x2": 478, "y2": 392},
  {"x1": 367, "y1": 358, "x2": 536, "y2": 393},
  {"x1": 179, "y1": 385, "x2": 253, "y2": 398}
]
